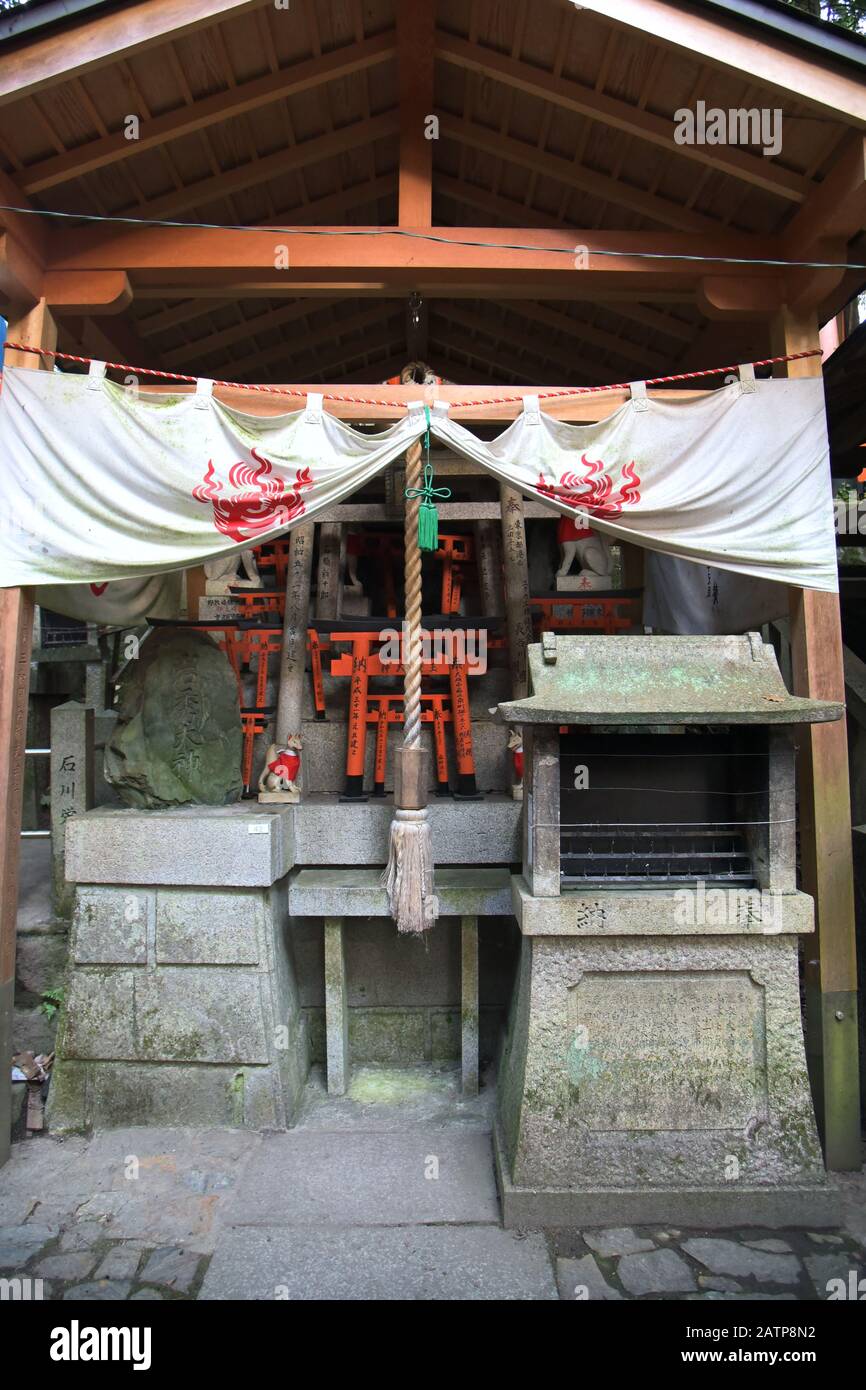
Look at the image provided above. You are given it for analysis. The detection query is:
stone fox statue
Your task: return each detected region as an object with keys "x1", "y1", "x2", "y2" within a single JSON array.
[
  {"x1": 204, "y1": 548, "x2": 262, "y2": 594},
  {"x1": 258, "y1": 736, "x2": 302, "y2": 798},
  {"x1": 555, "y1": 515, "x2": 612, "y2": 581}
]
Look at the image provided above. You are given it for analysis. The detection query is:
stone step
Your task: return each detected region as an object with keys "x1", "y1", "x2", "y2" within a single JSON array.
[
  {"x1": 222, "y1": 1129, "x2": 501, "y2": 1228},
  {"x1": 199, "y1": 1223, "x2": 558, "y2": 1300}
]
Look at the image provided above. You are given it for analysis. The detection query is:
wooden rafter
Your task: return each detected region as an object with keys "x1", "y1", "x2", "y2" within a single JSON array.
[
  {"x1": 137, "y1": 298, "x2": 235, "y2": 337},
  {"x1": 0, "y1": 0, "x2": 274, "y2": 108},
  {"x1": 94, "y1": 113, "x2": 400, "y2": 222},
  {"x1": 782, "y1": 132, "x2": 866, "y2": 253},
  {"x1": 429, "y1": 335, "x2": 549, "y2": 387},
  {"x1": 232, "y1": 320, "x2": 406, "y2": 384},
  {"x1": 607, "y1": 301, "x2": 695, "y2": 345},
  {"x1": 162, "y1": 297, "x2": 341, "y2": 368},
  {"x1": 338, "y1": 353, "x2": 414, "y2": 385},
  {"x1": 220, "y1": 305, "x2": 404, "y2": 380},
  {"x1": 437, "y1": 32, "x2": 810, "y2": 204},
  {"x1": 498, "y1": 299, "x2": 668, "y2": 373},
  {"x1": 427, "y1": 327, "x2": 558, "y2": 388},
  {"x1": 61, "y1": 313, "x2": 159, "y2": 371},
  {"x1": 443, "y1": 116, "x2": 734, "y2": 234},
  {"x1": 574, "y1": 0, "x2": 866, "y2": 126},
  {"x1": 17, "y1": 34, "x2": 396, "y2": 196},
  {"x1": 433, "y1": 302, "x2": 609, "y2": 385},
  {"x1": 436, "y1": 174, "x2": 577, "y2": 230}
]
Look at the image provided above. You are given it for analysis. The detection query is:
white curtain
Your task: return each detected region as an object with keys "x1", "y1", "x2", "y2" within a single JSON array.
[
  {"x1": 0, "y1": 364, "x2": 837, "y2": 623},
  {"x1": 642, "y1": 555, "x2": 789, "y2": 635}
]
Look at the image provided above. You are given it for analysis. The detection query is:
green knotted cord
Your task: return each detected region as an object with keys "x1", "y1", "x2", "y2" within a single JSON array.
[{"x1": 405, "y1": 406, "x2": 451, "y2": 552}]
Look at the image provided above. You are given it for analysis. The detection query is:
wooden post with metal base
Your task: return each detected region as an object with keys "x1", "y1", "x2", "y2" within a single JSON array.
[
  {"x1": 499, "y1": 484, "x2": 533, "y2": 808},
  {"x1": 774, "y1": 307, "x2": 861, "y2": 1170},
  {"x1": 0, "y1": 305, "x2": 55, "y2": 1166}
]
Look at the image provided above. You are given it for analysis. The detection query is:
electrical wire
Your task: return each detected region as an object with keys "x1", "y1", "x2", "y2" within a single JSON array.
[{"x1": 1, "y1": 203, "x2": 865, "y2": 271}]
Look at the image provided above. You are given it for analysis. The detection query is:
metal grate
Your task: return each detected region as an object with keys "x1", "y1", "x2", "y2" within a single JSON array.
[{"x1": 560, "y1": 826, "x2": 754, "y2": 886}]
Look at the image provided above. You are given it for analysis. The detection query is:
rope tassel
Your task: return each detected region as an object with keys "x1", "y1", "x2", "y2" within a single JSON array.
[
  {"x1": 382, "y1": 435, "x2": 439, "y2": 933},
  {"x1": 383, "y1": 808, "x2": 438, "y2": 933}
]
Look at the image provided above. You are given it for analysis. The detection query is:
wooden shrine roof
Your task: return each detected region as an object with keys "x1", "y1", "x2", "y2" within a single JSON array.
[{"x1": 0, "y1": 0, "x2": 864, "y2": 387}]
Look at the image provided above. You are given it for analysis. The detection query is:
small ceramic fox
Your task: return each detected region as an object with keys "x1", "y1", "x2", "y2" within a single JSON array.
[{"x1": 258, "y1": 735, "x2": 302, "y2": 800}]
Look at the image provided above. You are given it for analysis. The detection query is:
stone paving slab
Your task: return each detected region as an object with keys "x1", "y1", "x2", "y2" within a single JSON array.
[
  {"x1": 0, "y1": 1104, "x2": 863, "y2": 1301},
  {"x1": 200, "y1": 1225, "x2": 558, "y2": 1300},
  {"x1": 557, "y1": 1254, "x2": 623, "y2": 1300},
  {"x1": 223, "y1": 1130, "x2": 500, "y2": 1227}
]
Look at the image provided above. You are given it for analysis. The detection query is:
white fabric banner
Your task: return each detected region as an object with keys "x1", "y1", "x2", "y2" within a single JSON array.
[
  {"x1": 643, "y1": 554, "x2": 789, "y2": 635},
  {"x1": 0, "y1": 366, "x2": 837, "y2": 611},
  {"x1": 430, "y1": 382, "x2": 837, "y2": 592},
  {"x1": 36, "y1": 574, "x2": 184, "y2": 625}
]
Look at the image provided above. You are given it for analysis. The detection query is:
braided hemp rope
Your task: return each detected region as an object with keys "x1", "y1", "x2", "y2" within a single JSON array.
[{"x1": 403, "y1": 437, "x2": 423, "y2": 748}]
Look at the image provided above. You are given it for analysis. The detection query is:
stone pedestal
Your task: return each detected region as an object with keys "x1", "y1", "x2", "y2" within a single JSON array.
[
  {"x1": 554, "y1": 573, "x2": 610, "y2": 592},
  {"x1": 49, "y1": 803, "x2": 523, "y2": 1128},
  {"x1": 48, "y1": 804, "x2": 308, "y2": 1131},
  {"x1": 496, "y1": 878, "x2": 838, "y2": 1229}
]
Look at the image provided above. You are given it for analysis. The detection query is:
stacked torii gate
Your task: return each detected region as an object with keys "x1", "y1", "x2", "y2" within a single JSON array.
[{"x1": 0, "y1": 0, "x2": 864, "y2": 1169}]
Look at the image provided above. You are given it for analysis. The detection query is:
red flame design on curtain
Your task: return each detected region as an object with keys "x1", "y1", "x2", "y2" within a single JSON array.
[
  {"x1": 192, "y1": 449, "x2": 314, "y2": 543},
  {"x1": 536, "y1": 454, "x2": 641, "y2": 519}
]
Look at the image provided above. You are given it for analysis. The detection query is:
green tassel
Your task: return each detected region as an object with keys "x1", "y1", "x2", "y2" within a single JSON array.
[
  {"x1": 405, "y1": 409, "x2": 451, "y2": 555},
  {"x1": 418, "y1": 500, "x2": 440, "y2": 552}
]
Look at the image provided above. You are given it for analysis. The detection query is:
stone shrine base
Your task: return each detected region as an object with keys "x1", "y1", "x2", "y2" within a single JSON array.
[
  {"x1": 496, "y1": 877, "x2": 839, "y2": 1231},
  {"x1": 48, "y1": 800, "x2": 521, "y2": 1132},
  {"x1": 494, "y1": 1135, "x2": 839, "y2": 1229}
]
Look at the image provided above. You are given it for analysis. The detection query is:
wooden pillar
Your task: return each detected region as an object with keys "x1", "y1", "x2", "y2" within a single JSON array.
[
  {"x1": 275, "y1": 521, "x2": 315, "y2": 783},
  {"x1": 0, "y1": 589, "x2": 34, "y2": 1167},
  {"x1": 773, "y1": 307, "x2": 861, "y2": 1170},
  {"x1": 315, "y1": 522, "x2": 342, "y2": 621},
  {"x1": 461, "y1": 916, "x2": 479, "y2": 1096},
  {"x1": 474, "y1": 520, "x2": 504, "y2": 618},
  {"x1": 499, "y1": 485, "x2": 534, "y2": 700},
  {"x1": 4, "y1": 300, "x2": 56, "y2": 372},
  {"x1": 396, "y1": 0, "x2": 434, "y2": 226},
  {"x1": 185, "y1": 565, "x2": 207, "y2": 622},
  {"x1": 1, "y1": 300, "x2": 55, "y2": 1167}
]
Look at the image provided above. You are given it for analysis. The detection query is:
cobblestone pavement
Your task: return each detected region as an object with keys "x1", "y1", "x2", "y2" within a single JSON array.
[{"x1": 2, "y1": 1070, "x2": 864, "y2": 1301}]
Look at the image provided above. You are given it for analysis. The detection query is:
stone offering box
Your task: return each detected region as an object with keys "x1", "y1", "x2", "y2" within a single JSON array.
[{"x1": 495, "y1": 633, "x2": 844, "y2": 1229}]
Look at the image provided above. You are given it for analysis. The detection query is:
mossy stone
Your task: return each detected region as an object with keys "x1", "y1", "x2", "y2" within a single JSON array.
[{"x1": 105, "y1": 630, "x2": 242, "y2": 809}]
